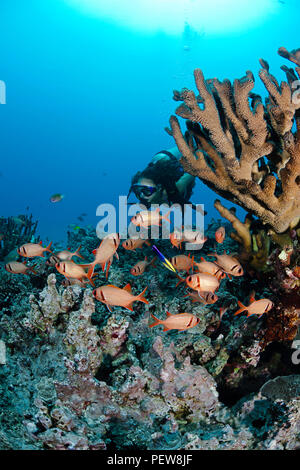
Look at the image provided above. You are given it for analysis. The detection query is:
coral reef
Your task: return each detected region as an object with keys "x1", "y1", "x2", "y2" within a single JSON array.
[
  {"x1": 0, "y1": 224, "x2": 300, "y2": 451},
  {"x1": 1, "y1": 46, "x2": 300, "y2": 452}
]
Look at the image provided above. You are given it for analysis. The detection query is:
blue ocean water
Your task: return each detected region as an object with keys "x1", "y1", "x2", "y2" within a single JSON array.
[{"x1": 0, "y1": 0, "x2": 298, "y2": 243}]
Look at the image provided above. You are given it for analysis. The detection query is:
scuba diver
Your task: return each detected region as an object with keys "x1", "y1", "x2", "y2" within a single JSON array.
[{"x1": 128, "y1": 146, "x2": 196, "y2": 209}]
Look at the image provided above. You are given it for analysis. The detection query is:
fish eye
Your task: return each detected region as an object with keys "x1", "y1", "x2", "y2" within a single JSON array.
[{"x1": 187, "y1": 276, "x2": 192, "y2": 283}]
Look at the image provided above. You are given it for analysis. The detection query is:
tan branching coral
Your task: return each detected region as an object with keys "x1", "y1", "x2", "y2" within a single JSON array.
[{"x1": 169, "y1": 47, "x2": 300, "y2": 233}]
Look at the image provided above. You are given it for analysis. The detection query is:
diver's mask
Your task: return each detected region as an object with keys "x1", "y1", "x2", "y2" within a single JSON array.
[{"x1": 131, "y1": 184, "x2": 157, "y2": 200}]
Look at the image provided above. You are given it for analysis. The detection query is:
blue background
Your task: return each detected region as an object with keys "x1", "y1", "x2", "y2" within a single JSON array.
[{"x1": 0, "y1": 0, "x2": 298, "y2": 242}]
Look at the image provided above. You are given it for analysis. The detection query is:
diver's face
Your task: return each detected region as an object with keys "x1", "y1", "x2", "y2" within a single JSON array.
[{"x1": 133, "y1": 178, "x2": 162, "y2": 204}]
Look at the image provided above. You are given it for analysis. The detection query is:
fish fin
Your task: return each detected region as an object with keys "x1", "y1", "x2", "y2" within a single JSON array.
[
  {"x1": 114, "y1": 252, "x2": 119, "y2": 260},
  {"x1": 74, "y1": 245, "x2": 84, "y2": 259},
  {"x1": 207, "y1": 253, "x2": 216, "y2": 258},
  {"x1": 197, "y1": 292, "x2": 206, "y2": 301},
  {"x1": 136, "y1": 286, "x2": 148, "y2": 304},
  {"x1": 125, "y1": 304, "x2": 134, "y2": 312},
  {"x1": 87, "y1": 265, "x2": 95, "y2": 286},
  {"x1": 149, "y1": 313, "x2": 161, "y2": 328},
  {"x1": 249, "y1": 291, "x2": 256, "y2": 303},
  {"x1": 106, "y1": 304, "x2": 113, "y2": 313},
  {"x1": 163, "y1": 327, "x2": 170, "y2": 332},
  {"x1": 92, "y1": 249, "x2": 96, "y2": 255},
  {"x1": 105, "y1": 260, "x2": 112, "y2": 278},
  {"x1": 175, "y1": 274, "x2": 185, "y2": 288},
  {"x1": 124, "y1": 283, "x2": 132, "y2": 293},
  {"x1": 166, "y1": 311, "x2": 172, "y2": 317},
  {"x1": 78, "y1": 263, "x2": 93, "y2": 269},
  {"x1": 234, "y1": 301, "x2": 247, "y2": 316},
  {"x1": 46, "y1": 241, "x2": 52, "y2": 252},
  {"x1": 29, "y1": 264, "x2": 37, "y2": 275},
  {"x1": 163, "y1": 210, "x2": 171, "y2": 224}
]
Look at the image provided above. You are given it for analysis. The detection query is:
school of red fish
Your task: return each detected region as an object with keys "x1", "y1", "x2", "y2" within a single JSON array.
[{"x1": 5, "y1": 210, "x2": 274, "y2": 332}]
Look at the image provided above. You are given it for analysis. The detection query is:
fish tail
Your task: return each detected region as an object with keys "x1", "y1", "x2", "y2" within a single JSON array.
[
  {"x1": 137, "y1": 286, "x2": 148, "y2": 304},
  {"x1": 175, "y1": 273, "x2": 185, "y2": 287},
  {"x1": 163, "y1": 210, "x2": 171, "y2": 223},
  {"x1": 233, "y1": 301, "x2": 246, "y2": 316},
  {"x1": 46, "y1": 241, "x2": 53, "y2": 253},
  {"x1": 30, "y1": 264, "x2": 38, "y2": 275},
  {"x1": 74, "y1": 245, "x2": 84, "y2": 259},
  {"x1": 87, "y1": 265, "x2": 95, "y2": 286},
  {"x1": 149, "y1": 313, "x2": 161, "y2": 328},
  {"x1": 207, "y1": 252, "x2": 216, "y2": 257},
  {"x1": 105, "y1": 259, "x2": 112, "y2": 279}
]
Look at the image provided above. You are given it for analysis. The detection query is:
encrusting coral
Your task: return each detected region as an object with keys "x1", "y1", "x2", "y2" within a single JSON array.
[
  {"x1": 1, "y1": 223, "x2": 300, "y2": 450},
  {"x1": 169, "y1": 47, "x2": 300, "y2": 234}
]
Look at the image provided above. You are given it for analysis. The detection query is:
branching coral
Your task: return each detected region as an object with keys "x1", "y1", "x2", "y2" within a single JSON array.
[{"x1": 169, "y1": 47, "x2": 300, "y2": 233}]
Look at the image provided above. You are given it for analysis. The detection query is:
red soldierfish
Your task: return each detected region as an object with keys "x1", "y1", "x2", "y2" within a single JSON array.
[
  {"x1": 130, "y1": 257, "x2": 155, "y2": 276},
  {"x1": 194, "y1": 257, "x2": 226, "y2": 280},
  {"x1": 181, "y1": 229, "x2": 207, "y2": 247},
  {"x1": 55, "y1": 260, "x2": 95, "y2": 286},
  {"x1": 131, "y1": 208, "x2": 171, "y2": 228},
  {"x1": 53, "y1": 245, "x2": 84, "y2": 261},
  {"x1": 186, "y1": 272, "x2": 220, "y2": 293},
  {"x1": 207, "y1": 252, "x2": 243, "y2": 277},
  {"x1": 5, "y1": 261, "x2": 37, "y2": 275},
  {"x1": 171, "y1": 254, "x2": 194, "y2": 273},
  {"x1": 234, "y1": 293, "x2": 273, "y2": 318},
  {"x1": 90, "y1": 233, "x2": 120, "y2": 278},
  {"x1": 215, "y1": 226, "x2": 225, "y2": 244},
  {"x1": 18, "y1": 241, "x2": 52, "y2": 258},
  {"x1": 93, "y1": 283, "x2": 148, "y2": 312},
  {"x1": 122, "y1": 238, "x2": 151, "y2": 251},
  {"x1": 149, "y1": 311, "x2": 200, "y2": 332},
  {"x1": 184, "y1": 291, "x2": 218, "y2": 304},
  {"x1": 170, "y1": 230, "x2": 184, "y2": 249}
]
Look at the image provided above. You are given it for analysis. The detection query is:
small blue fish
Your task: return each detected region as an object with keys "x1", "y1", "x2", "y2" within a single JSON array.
[{"x1": 152, "y1": 245, "x2": 176, "y2": 273}]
